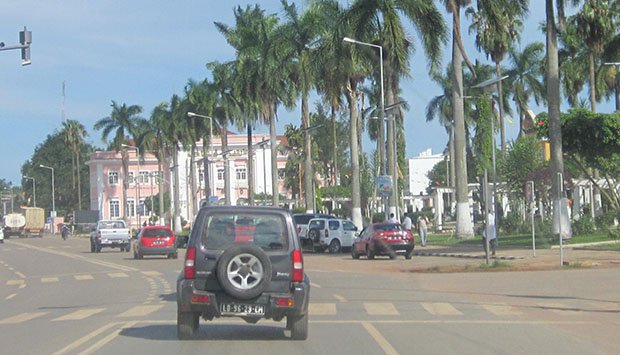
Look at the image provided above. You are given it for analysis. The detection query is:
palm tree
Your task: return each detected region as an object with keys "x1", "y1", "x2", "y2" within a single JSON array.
[
  {"x1": 347, "y1": 0, "x2": 447, "y2": 218},
  {"x1": 467, "y1": 0, "x2": 528, "y2": 151},
  {"x1": 61, "y1": 119, "x2": 87, "y2": 211},
  {"x1": 94, "y1": 101, "x2": 143, "y2": 221},
  {"x1": 276, "y1": 0, "x2": 321, "y2": 213},
  {"x1": 506, "y1": 42, "x2": 546, "y2": 137}
]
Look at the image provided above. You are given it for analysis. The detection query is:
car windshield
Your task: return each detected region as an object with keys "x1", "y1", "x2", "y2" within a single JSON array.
[
  {"x1": 201, "y1": 212, "x2": 288, "y2": 251},
  {"x1": 375, "y1": 223, "x2": 402, "y2": 232},
  {"x1": 142, "y1": 228, "x2": 172, "y2": 238}
]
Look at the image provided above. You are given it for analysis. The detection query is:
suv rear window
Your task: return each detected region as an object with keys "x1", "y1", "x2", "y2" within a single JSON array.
[
  {"x1": 308, "y1": 219, "x2": 325, "y2": 230},
  {"x1": 142, "y1": 228, "x2": 172, "y2": 238},
  {"x1": 200, "y1": 212, "x2": 288, "y2": 251}
]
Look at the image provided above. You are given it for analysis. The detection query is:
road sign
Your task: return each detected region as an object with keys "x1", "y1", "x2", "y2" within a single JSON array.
[{"x1": 377, "y1": 175, "x2": 393, "y2": 197}]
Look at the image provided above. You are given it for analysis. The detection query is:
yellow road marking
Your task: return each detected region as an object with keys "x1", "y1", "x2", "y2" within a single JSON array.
[
  {"x1": 6, "y1": 279, "x2": 25, "y2": 286},
  {"x1": 361, "y1": 321, "x2": 399, "y2": 355},
  {"x1": 0, "y1": 312, "x2": 48, "y2": 324},
  {"x1": 141, "y1": 271, "x2": 162, "y2": 276},
  {"x1": 364, "y1": 303, "x2": 400, "y2": 316},
  {"x1": 421, "y1": 302, "x2": 463, "y2": 315},
  {"x1": 309, "y1": 303, "x2": 337, "y2": 315},
  {"x1": 108, "y1": 272, "x2": 129, "y2": 278},
  {"x1": 74, "y1": 274, "x2": 94, "y2": 281},
  {"x1": 53, "y1": 308, "x2": 106, "y2": 321},
  {"x1": 78, "y1": 321, "x2": 137, "y2": 355},
  {"x1": 538, "y1": 302, "x2": 581, "y2": 315},
  {"x1": 333, "y1": 294, "x2": 347, "y2": 302},
  {"x1": 116, "y1": 305, "x2": 163, "y2": 318},
  {"x1": 5, "y1": 293, "x2": 17, "y2": 300}
]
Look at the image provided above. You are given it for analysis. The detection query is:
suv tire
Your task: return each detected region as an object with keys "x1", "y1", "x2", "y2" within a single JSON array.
[
  {"x1": 216, "y1": 244, "x2": 272, "y2": 300},
  {"x1": 307, "y1": 229, "x2": 320, "y2": 243},
  {"x1": 328, "y1": 239, "x2": 341, "y2": 254},
  {"x1": 287, "y1": 313, "x2": 308, "y2": 340}
]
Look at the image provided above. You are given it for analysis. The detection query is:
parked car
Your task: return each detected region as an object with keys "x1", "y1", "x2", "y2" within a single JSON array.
[
  {"x1": 132, "y1": 225, "x2": 177, "y2": 259},
  {"x1": 90, "y1": 220, "x2": 131, "y2": 253},
  {"x1": 176, "y1": 206, "x2": 310, "y2": 340},
  {"x1": 307, "y1": 218, "x2": 358, "y2": 253},
  {"x1": 351, "y1": 222, "x2": 414, "y2": 260},
  {"x1": 292, "y1": 213, "x2": 336, "y2": 249}
]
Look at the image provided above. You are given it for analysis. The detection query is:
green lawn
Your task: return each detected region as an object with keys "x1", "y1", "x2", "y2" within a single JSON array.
[{"x1": 426, "y1": 231, "x2": 614, "y2": 249}]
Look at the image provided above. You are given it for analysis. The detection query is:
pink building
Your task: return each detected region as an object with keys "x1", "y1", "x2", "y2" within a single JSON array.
[{"x1": 86, "y1": 132, "x2": 293, "y2": 229}]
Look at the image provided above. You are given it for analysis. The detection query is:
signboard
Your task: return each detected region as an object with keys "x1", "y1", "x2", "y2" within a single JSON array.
[{"x1": 377, "y1": 175, "x2": 393, "y2": 197}]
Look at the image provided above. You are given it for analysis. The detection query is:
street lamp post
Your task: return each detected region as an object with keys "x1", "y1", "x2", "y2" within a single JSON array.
[
  {"x1": 122, "y1": 144, "x2": 141, "y2": 228},
  {"x1": 188, "y1": 112, "x2": 214, "y2": 204},
  {"x1": 39, "y1": 164, "x2": 55, "y2": 232},
  {"x1": 343, "y1": 36, "x2": 391, "y2": 219},
  {"x1": 23, "y1": 176, "x2": 36, "y2": 207}
]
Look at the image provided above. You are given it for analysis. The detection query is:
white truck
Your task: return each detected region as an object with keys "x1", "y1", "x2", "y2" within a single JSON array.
[{"x1": 90, "y1": 220, "x2": 131, "y2": 253}]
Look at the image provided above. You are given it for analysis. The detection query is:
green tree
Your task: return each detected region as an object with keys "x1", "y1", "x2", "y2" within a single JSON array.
[
  {"x1": 94, "y1": 101, "x2": 143, "y2": 221},
  {"x1": 498, "y1": 135, "x2": 545, "y2": 201},
  {"x1": 61, "y1": 119, "x2": 88, "y2": 210}
]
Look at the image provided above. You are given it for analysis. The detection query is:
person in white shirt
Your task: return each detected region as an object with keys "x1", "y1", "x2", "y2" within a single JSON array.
[
  {"x1": 417, "y1": 214, "x2": 429, "y2": 246},
  {"x1": 402, "y1": 213, "x2": 413, "y2": 233},
  {"x1": 388, "y1": 213, "x2": 398, "y2": 223}
]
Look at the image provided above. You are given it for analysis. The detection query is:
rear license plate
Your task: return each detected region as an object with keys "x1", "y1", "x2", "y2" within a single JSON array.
[{"x1": 220, "y1": 303, "x2": 265, "y2": 315}]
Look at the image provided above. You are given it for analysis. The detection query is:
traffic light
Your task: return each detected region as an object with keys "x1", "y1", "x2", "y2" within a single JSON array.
[{"x1": 19, "y1": 27, "x2": 31, "y2": 66}]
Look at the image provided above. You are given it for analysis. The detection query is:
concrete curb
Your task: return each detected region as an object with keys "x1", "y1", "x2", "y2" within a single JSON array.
[{"x1": 413, "y1": 251, "x2": 522, "y2": 260}]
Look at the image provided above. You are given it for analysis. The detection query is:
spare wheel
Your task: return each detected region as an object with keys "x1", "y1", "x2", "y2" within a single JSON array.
[{"x1": 216, "y1": 244, "x2": 272, "y2": 300}]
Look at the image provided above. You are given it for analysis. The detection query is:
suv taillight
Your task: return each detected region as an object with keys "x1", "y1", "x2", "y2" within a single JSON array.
[
  {"x1": 184, "y1": 246, "x2": 196, "y2": 279},
  {"x1": 291, "y1": 249, "x2": 303, "y2": 282},
  {"x1": 324, "y1": 229, "x2": 329, "y2": 238}
]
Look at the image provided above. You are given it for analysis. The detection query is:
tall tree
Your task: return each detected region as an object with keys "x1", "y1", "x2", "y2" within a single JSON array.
[
  {"x1": 94, "y1": 101, "x2": 143, "y2": 221},
  {"x1": 348, "y1": 0, "x2": 447, "y2": 218},
  {"x1": 467, "y1": 0, "x2": 528, "y2": 151},
  {"x1": 61, "y1": 119, "x2": 87, "y2": 211}
]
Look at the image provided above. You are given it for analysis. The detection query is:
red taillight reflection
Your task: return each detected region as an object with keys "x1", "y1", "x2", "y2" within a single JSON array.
[
  {"x1": 184, "y1": 246, "x2": 196, "y2": 279},
  {"x1": 275, "y1": 297, "x2": 295, "y2": 308},
  {"x1": 191, "y1": 294, "x2": 210, "y2": 304},
  {"x1": 291, "y1": 249, "x2": 303, "y2": 282}
]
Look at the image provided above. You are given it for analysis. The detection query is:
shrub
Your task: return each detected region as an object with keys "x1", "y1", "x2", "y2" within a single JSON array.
[
  {"x1": 595, "y1": 210, "x2": 617, "y2": 229},
  {"x1": 572, "y1": 215, "x2": 596, "y2": 235}
]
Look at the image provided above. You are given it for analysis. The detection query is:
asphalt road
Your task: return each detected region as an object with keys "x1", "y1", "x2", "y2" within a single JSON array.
[{"x1": 1, "y1": 236, "x2": 619, "y2": 354}]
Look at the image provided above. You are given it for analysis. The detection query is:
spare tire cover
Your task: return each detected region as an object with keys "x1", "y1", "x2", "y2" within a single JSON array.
[{"x1": 216, "y1": 244, "x2": 272, "y2": 300}]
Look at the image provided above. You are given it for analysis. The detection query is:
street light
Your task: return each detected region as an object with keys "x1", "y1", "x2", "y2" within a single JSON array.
[
  {"x1": 471, "y1": 75, "x2": 509, "y2": 261},
  {"x1": 122, "y1": 144, "x2": 141, "y2": 227},
  {"x1": 188, "y1": 112, "x2": 214, "y2": 204},
  {"x1": 344, "y1": 36, "x2": 391, "y2": 219},
  {"x1": 39, "y1": 164, "x2": 55, "y2": 225},
  {"x1": 23, "y1": 176, "x2": 36, "y2": 207}
]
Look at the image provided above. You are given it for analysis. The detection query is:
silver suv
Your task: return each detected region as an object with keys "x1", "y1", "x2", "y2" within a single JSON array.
[
  {"x1": 307, "y1": 218, "x2": 358, "y2": 253},
  {"x1": 176, "y1": 206, "x2": 310, "y2": 340}
]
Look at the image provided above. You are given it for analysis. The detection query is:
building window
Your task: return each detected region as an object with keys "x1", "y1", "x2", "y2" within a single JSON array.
[
  {"x1": 139, "y1": 171, "x2": 149, "y2": 184},
  {"x1": 109, "y1": 200, "x2": 120, "y2": 218},
  {"x1": 236, "y1": 167, "x2": 247, "y2": 181},
  {"x1": 127, "y1": 172, "x2": 135, "y2": 184},
  {"x1": 150, "y1": 171, "x2": 161, "y2": 184},
  {"x1": 126, "y1": 199, "x2": 135, "y2": 217},
  {"x1": 138, "y1": 199, "x2": 146, "y2": 216},
  {"x1": 217, "y1": 168, "x2": 224, "y2": 181},
  {"x1": 278, "y1": 168, "x2": 286, "y2": 180},
  {"x1": 108, "y1": 171, "x2": 119, "y2": 185}
]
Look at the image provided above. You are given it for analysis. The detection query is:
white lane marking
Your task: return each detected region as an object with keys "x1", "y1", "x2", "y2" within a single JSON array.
[
  {"x1": 41, "y1": 277, "x2": 60, "y2": 283},
  {"x1": 334, "y1": 294, "x2": 347, "y2": 302},
  {"x1": 364, "y1": 303, "x2": 400, "y2": 316},
  {"x1": 108, "y1": 272, "x2": 129, "y2": 278},
  {"x1": 6, "y1": 279, "x2": 25, "y2": 286},
  {"x1": 482, "y1": 304, "x2": 523, "y2": 316},
  {"x1": 116, "y1": 305, "x2": 163, "y2": 318},
  {"x1": 10, "y1": 241, "x2": 138, "y2": 272},
  {"x1": 5, "y1": 293, "x2": 17, "y2": 300},
  {"x1": 309, "y1": 303, "x2": 337, "y2": 315},
  {"x1": 53, "y1": 308, "x2": 106, "y2": 321},
  {"x1": 361, "y1": 321, "x2": 399, "y2": 355},
  {"x1": 18, "y1": 284, "x2": 26, "y2": 289},
  {"x1": 15, "y1": 271, "x2": 26, "y2": 278},
  {"x1": 74, "y1": 274, "x2": 94, "y2": 281},
  {"x1": 141, "y1": 271, "x2": 162, "y2": 276},
  {"x1": 51, "y1": 322, "x2": 119, "y2": 355},
  {"x1": 421, "y1": 302, "x2": 463, "y2": 316},
  {"x1": 310, "y1": 282, "x2": 322, "y2": 288},
  {"x1": 79, "y1": 321, "x2": 137, "y2": 355},
  {"x1": 0, "y1": 312, "x2": 48, "y2": 324}
]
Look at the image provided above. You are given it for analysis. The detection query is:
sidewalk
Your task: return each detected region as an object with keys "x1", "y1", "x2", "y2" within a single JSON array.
[{"x1": 408, "y1": 242, "x2": 620, "y2": 272}]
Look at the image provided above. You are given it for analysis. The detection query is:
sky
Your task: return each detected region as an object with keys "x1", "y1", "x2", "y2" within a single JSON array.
[{"x1": 0, "y1": 1, "x2": 611, "y2": 187}]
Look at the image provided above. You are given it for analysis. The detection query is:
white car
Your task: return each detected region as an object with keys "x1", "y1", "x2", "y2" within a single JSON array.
[
  {"x1": 0, "y1": 227, "x2": 4, "y2": 243},
  {"x1": 307, "y1": 218, "x2": 358, "y2": 253}
]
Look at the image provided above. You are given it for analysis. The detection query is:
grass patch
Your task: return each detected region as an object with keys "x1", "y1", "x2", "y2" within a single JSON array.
[
  {"x1": 427, "y1": 231, "x2": 614, "y2": 249},
  {"x1": 478, "y1": 260, "x2": 511, "y2": 269}
]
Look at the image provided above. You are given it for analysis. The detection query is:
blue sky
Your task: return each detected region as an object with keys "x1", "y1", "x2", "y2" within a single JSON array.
[{"x1": 0, "y1": 1, "x2": 611, "y2": 186}]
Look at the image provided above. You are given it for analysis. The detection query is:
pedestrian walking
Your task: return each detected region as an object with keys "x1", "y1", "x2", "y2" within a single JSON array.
[
  {"x1": 417, "y1": 213, "x2": 429, "y2": 246},
  {"x1": 402, "y1": 213, "x2": 412, "y2": 233},
  {"x1": 483, "y1": 210, "x2": 497, "y2": 256}
]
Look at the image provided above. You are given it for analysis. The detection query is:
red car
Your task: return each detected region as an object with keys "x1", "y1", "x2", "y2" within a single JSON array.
[
  {"x1": 132, "y1": 225, "x2": 178, "y2": 259},
  {"x1": 351, "y1": 222, "x2": 414, "y2": 260}
]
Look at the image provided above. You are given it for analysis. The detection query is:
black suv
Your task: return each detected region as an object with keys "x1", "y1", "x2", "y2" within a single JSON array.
[{"x1": 177, "y1": 206, "x2": 310, "y2": 340}]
